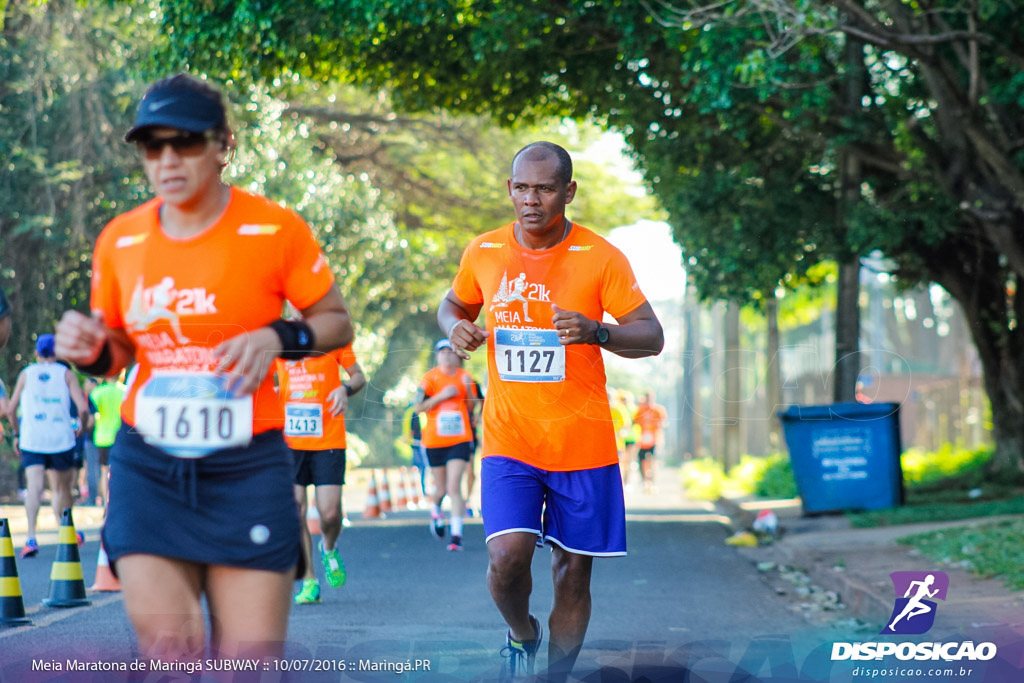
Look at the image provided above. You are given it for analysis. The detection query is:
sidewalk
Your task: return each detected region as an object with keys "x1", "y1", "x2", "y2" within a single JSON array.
[{"x1": 716, "y1": 495, "x2": 1024, "y2": 637}]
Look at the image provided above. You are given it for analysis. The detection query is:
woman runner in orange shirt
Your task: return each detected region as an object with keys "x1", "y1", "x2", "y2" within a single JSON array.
[{"x1": 55, "y1": 73, "x2": 353, "y2": 664}]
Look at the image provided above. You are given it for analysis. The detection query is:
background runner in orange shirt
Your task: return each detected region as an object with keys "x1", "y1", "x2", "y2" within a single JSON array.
[
  {"x1": 414, "y1": 339, "x2": 481, "y2": 551},
  {"x1": 438, "y1": 142, "x2": 664, "y2": 681},
  {"x1": 276, "y1": 343, "x2": 365, "y2": 603},
  {"x1": 55, "y1": 73, "x2": 353, "y2": 664},
  {"x1": 633, "y1": 391, "x2": 668, "y2": 493}
]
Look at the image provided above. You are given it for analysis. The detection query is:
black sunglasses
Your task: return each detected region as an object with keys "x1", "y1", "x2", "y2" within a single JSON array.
[{"x1": 136, "y1": 131, "x2": 216, "y2": 159}]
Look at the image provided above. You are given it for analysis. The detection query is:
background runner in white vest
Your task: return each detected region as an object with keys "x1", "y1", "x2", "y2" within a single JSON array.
[{"x1": 6, "y1": 333, "x2": 91, "y2": 557}]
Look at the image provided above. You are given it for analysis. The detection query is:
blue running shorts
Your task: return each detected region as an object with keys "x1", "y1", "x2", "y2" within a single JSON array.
[
  {"x1": 481, "y1": 456, "x2": 627, "y2": 556},
  {"x1": 103, "y1": 425, "x2": 302, "y2": 574}
]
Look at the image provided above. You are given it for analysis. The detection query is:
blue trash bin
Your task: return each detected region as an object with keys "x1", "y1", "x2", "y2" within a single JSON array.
[{"x1": 779, "y1": 402, "x2": 904, "y2": 514}]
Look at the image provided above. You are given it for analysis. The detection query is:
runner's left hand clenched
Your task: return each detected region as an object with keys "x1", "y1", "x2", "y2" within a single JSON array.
[
  {"x1": 551, "y1": 304, "x2": 598, "y2": 346},
  {"x1": 213, "y1": 327, "x2": 283, "y2": 396}
]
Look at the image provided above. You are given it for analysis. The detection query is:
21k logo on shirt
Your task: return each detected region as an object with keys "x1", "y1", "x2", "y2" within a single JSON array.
[
  {"x1": 124, "y1": 276, "x2": 218, "y2": 341},
  {"x1": 490, "y1": 270, "x2": 551, "y2": 325}
]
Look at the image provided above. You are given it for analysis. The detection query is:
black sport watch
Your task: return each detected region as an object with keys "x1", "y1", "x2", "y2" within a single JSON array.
[{"x1": 594, "y1": 321, "x2": 610, "y2": 345}]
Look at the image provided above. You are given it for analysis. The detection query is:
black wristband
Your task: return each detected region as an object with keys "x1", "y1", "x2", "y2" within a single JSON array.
[
  {"x1": 268, "y1": 319, "x2": 316, "y2": 359},
  {"x1": 344, "y1": 384, "x2": 355, "y2": 397},
  {"x1": 76, "y1": 340, "x2": 113, "y2": 376}
]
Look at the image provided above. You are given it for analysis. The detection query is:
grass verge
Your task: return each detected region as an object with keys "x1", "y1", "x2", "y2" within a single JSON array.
[{"x1": 898, "y1": 518, "x2": 1024, "y2": 590}]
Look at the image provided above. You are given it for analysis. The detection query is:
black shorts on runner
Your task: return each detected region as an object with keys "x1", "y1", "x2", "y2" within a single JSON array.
[
  {"x1": 637, "y1": 447, "x2": 656, "y2": 463},
  {"x1": 97, "y1": 445, "x2": 111, "y2": 467},
  {"x1": 426, "y1": 441, "x2": 472, "y2": 468},
  {"x1": 102, "y1": 425, "x2": 302, "y2": 576},
  {"x1": 21, "y1": 447, "x2": 76, "y2": 471},
  {"x1": 72, "y1": 435, "x2": 85, "y2": 469},
  {"x1": 292, "y1": 448, "x2": 346, "y2": 487}
]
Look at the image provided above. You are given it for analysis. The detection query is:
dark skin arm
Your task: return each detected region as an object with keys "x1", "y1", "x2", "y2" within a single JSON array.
[{"x1": 437, "y1": 290, "x2": 487, "y2": 360}]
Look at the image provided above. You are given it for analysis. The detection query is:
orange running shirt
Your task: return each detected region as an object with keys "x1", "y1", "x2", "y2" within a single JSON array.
[
  {"x1": 90, "y1": 187, "x2": 335, "y2": 454},
  {"x1": 276, "y1": 345, "x2": 357, "y2": 450},
  {"x1": 419, "y1": 366, "x2": 475, "y2": 449},
  {"x1": 451, "y1": 222, "x2": 647, "y2": 471},
  {"x1": 634, "y1": 404, "x2": 667, "y2": 449}
]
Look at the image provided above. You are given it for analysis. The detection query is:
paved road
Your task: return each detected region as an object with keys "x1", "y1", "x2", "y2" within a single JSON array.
[{"x1": 0, "y1": 482, "x2": 866, "y2": 682}]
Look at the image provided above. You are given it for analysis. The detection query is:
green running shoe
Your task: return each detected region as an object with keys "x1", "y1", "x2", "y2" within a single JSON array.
[
  {"x1": 293, "y1": 578, "x2": 321, "y2": 605},
  {"x1": 320, "y1": 541, "x2": 347, "y2": 588}
]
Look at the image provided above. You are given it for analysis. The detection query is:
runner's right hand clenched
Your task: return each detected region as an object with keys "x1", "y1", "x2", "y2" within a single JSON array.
[{"x1": 55, "y1": 310, "x2": 109, "y2": 366}]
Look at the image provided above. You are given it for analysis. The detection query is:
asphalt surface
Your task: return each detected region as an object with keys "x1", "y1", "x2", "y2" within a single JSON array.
[{"x1": 1, "y1": 471, "x2": 1022, "y2": 681}]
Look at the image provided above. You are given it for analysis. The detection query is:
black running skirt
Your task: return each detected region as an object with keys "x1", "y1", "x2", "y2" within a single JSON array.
[{"x1": 102, "y1": 425, "x2": 301, "y2": 574}]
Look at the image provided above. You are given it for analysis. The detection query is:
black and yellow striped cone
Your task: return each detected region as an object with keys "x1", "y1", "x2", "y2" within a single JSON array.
[
  {"x1": 0, "y1": 518, "x2": 31, "y2": 626},
  {"x1": 42, "y1": 508, "x2": 90, "y2": 608}
]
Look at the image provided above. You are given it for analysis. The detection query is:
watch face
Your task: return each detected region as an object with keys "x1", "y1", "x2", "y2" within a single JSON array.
[{"x1": 596, "y1": 326, "x2": 610, "y2": 344}]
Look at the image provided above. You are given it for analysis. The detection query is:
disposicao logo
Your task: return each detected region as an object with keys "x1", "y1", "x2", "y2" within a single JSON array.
[
  {"x1": 831, "y1": 570, "x2": 998, "y2": 663},
  {"x1": 882, "y1": 570, "x2": 948, "y2": 635}
]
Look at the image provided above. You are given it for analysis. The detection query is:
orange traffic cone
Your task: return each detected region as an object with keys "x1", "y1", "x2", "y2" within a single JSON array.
[
  {"x1": 42, "y1": 508, "x2": 90, "y2": 608},
  {"x1": 0, "y1": 518, "x2": 31, "y2": 626},
  {"x1": 89, "y1": 543, "x2": 121, "y2": 592},
  {"x1": 393, "y1": 468, "x2": 409, "y2": 511},
  {"x1": 378, "y1": 469, "x2": 392, "y2": 514},
  {"x1": 306, "y1": 500, "x2": 322, "y2": 536},
  {"x1": 363, "y1": 471, "x2": 381, "y2": 519},
  {"x1": 409, "y1": 468, "x2": 424, "y2": 509},
  {"x1": 400, "y1": 467, "x2": 416, "y2": 510}
]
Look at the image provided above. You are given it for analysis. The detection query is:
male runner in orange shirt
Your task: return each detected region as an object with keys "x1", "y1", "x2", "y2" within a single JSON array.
[
  {"x1": 277, "y1": 344, "x2": 365, "y2": 603},
  {"x1": 438, "y1": 142, "x2": 664, "y2": 681}
]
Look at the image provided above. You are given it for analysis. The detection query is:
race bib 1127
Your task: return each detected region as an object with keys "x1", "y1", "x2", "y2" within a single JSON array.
[{"x1": 494, "y1": 328, "x2": 566, "y2": 383}]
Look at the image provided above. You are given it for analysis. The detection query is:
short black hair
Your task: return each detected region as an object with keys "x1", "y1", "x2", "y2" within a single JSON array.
[{"x1": 511, "y1": 142, "x2": 573, "y2": 185}]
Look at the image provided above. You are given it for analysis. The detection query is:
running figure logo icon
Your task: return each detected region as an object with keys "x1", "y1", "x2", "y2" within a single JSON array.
[
  {"x1": 881, "y1": 571, "x2": 949, "y2": 635},
  {"x1": 490, "y1": 271, "x2": 534, "y2": 323}
]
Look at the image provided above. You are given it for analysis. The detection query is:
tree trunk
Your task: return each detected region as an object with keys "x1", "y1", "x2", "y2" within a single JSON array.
[
  {"x1": 833, "y1": 259, "x2": 862, "y2": 402},
  {"x1": 833, "y1": 33, "x2": 865, "y2": 404},
  {"x1": 932, "y1": 241, "x2": 1024, "y2": 476}
]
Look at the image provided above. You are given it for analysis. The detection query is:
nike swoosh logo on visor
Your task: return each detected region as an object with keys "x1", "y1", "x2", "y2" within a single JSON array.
[{"x1": 148, "y1": 98, "x2": 174, "y2": 111}]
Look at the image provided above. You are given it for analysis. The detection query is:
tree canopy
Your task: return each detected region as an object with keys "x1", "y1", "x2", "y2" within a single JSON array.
[
  {"x1": 0, "y1": 0, "x2": 658, "y2": 459},
  {"x1": 159, "y1": 0, "x2": 1024, "y2": 473}
]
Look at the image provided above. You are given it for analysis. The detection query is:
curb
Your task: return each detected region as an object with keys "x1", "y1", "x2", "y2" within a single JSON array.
[{"x1": 714, "y1": 496, "x2": 893, "y2": 621}]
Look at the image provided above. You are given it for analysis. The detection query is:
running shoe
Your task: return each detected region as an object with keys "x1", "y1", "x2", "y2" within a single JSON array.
[
  {"x1": 465, "y1": 507, "x2": 477, "y2": 518},
  {"x1": 21, "y1": 538, "x2": 38, "y2": 559},
  {"x1": 75, "y1": 531, "x2": 85, "y2": 546},
  {"x1": 430, "y1": 512, "x2": 446, "y2": 539},
  {"x1": 499, "y1": 614, "x2": 543, "y2": 680},
  {"x1": 319, "y1": 541, "x2": 347, "y2": 588},
  {"x1": 293, "y1": 579, "x2": 321, "y2": 605},
  {"x1": 447, "y1": 535, "x2": 463, "y2": 552}
]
